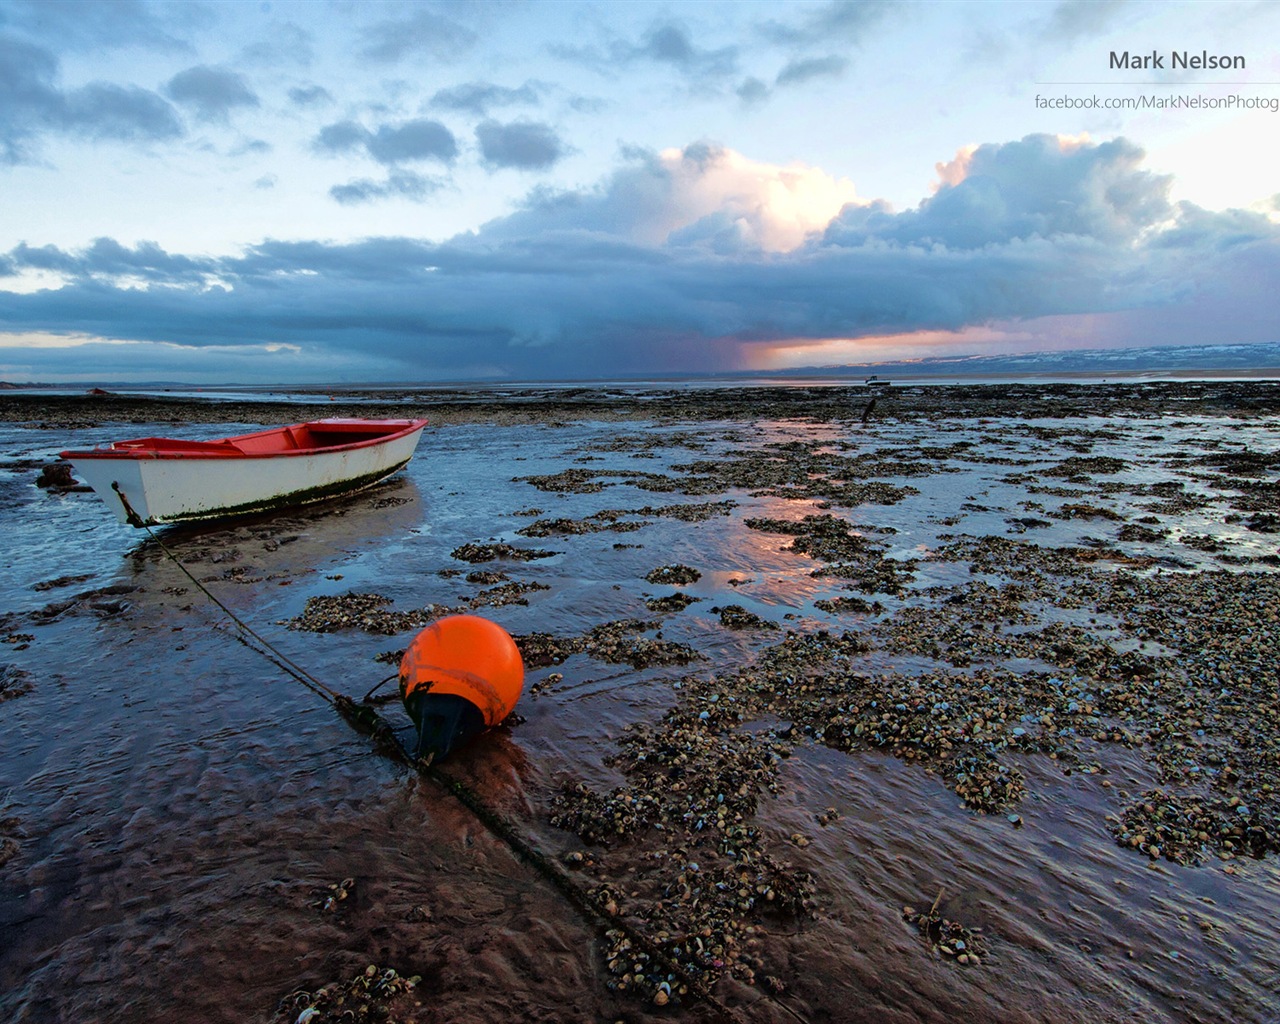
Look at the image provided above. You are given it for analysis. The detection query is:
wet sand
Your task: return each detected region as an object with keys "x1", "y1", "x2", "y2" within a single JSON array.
[{"x1": 1, "y1": 381, "x2": 1278, "y2": 1023}]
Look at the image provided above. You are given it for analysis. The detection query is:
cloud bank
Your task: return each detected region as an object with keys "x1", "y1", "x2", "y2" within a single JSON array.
[{"x1": 2, "y1": 134, "x2": 1277, "y2": 382}]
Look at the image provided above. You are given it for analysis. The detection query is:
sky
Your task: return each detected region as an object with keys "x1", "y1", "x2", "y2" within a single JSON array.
[{"x1": 1, "y1": 0, "x2": 1278, "y2": 384}]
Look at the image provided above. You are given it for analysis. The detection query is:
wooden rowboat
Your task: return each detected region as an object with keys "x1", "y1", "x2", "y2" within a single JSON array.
[{"x1": 61, "y1": 418, "x2": 428, "y2": 526}]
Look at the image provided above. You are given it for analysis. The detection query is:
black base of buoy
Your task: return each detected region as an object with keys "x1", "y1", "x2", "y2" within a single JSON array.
[{"x1": 404, "y1": 691, "x2": 487, "y2": 762}]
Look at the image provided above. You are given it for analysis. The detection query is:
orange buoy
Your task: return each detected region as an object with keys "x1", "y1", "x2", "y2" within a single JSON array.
[{"x1": 398, "y1": 615, "x2": 524, "y2": 761}]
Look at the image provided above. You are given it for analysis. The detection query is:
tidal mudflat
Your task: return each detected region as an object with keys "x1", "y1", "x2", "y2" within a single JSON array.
[{"x1": 1, "y1": 381, "x2": 1278, "y2": 1023}]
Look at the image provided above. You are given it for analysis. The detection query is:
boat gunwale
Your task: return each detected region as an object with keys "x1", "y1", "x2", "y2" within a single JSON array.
[{"x1": 59, "y1": 417, "x2": 429, "y2": 461}]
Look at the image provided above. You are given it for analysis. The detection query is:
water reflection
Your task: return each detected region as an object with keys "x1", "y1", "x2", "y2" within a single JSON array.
[{"x1": 1, "y1": 411, "x2": 1278, "y2": 1023}]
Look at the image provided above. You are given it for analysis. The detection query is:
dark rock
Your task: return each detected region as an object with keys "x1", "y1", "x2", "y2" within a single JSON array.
[{"x1": 35, "y1": 462, "x2": 77, "y2": 489}]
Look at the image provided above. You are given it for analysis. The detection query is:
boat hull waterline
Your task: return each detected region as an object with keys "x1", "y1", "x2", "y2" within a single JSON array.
[{"x1": 61, "y1": 418, "x2": 429, "y2": 526}]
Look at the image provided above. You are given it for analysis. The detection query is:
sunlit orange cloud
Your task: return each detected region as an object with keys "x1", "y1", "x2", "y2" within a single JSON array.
[
  {"x1": 932, "y1": 144, "x2": 977, "y2": 191},
  {"x1": 745, "y1": 315, "x2": 1118, "y2": 369},
  {"x1": 931, "y1": 134, "x2": 1092, "y2": 192},
  {"x1": 654, "y1": 146, "x2": 863, "y2": 251}
]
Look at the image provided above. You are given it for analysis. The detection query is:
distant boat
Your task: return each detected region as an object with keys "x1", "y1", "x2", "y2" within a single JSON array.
[
  {"x1": 865, "y1": 376, "x2": 891, "y2": 387},
  {"x1": 61, "y1": 418, "x2": 428, "y2": 526}
]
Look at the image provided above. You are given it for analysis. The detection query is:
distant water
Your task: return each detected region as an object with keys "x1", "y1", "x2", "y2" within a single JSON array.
[{"x1": 5, "y1": 366, "x2": 1278, "y2": 406}]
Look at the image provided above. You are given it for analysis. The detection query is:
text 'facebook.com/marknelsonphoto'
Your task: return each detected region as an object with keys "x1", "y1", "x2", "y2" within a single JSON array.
[{"x1": 1035, "y1": 93, "x2": 1279, "y2": 112}]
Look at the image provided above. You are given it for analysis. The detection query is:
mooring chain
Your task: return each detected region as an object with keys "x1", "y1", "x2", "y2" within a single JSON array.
[{"x1": 110, "y1": 482, "x2": 806, "y2": 1024}]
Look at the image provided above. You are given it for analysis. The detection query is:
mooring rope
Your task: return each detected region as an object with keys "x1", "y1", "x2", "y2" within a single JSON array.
[
  {"x1": 110, "y1": 482, "x2": 796, "y2": 1024},
  {"x1": 112, "y1": 483, "x2": 341, "y2": 705}
]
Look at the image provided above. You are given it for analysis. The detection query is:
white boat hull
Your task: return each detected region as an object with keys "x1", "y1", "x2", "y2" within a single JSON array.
[{"x1": 66, "y1": 424, "x2": 426, "y2": 526}]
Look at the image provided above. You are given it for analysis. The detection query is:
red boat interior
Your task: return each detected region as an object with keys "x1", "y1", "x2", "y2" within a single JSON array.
[
  {"x1": 95, "y1": 419, "x2": 424, "y2": 458},
  {"x1": 231, "y1": 421, "x2": 398, "y2": 454}
]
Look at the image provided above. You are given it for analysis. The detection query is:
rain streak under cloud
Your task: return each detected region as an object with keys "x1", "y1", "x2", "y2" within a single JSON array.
[{"x1": 0, "y1": 0, "x2": 1277, "y2": 383}]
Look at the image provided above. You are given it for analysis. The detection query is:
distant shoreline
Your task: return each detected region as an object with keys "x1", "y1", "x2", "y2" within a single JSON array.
[
  {"x1": 2, "y1": 379, "x2": 1280, "y2": 429},
  {"x1": 3, "y1": 365, "x2": 1280, "y2": 397}
]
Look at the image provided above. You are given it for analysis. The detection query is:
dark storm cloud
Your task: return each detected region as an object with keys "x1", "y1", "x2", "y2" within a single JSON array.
[
  {"x1": 330, "y1": 172, "x2": 444, "y2": 205},
  {"x1": 555, "y1": 19, "x2": 738, "y2": 85},
  {"x1": 758, "y1": 0, "x2": 895, "y2": 48},
  {"x1": 62, "y1": 82, "x2": 184, "y2": 142},
  {"x1": 0, "y1": 34, "x2": 182, "y2": 162},
  {"x1": 736, "y1": 77, "x2": 770, "y2": 105},
  {"x1": 625, "y1": 21, "x2": 738, "y2": 78},
  {"x1": 1041, "y1": 0, "x2": 1129, "y2": 41},
  {"x1": 313, "y1": 119, "x2": 367, "y2": 154},
  {"x1": 0, "y1": 0, "x2": 190, "y2": 52},
  {"x1": 358, "y1": 8, "x2": 477, "y2": 63},
  {"x1": 476, "y1": 120, "x2": 565, "y2": 170},
  {"x1": 240, "y1": 21, "x2": 314, "y2": 68},
  {"x1": 738, "y1": 3, "x2": 890, "y2": 105},
  {"x1": 775, "y1": 55, "x2": 848, "y2": 86},
  {"x1": 430, "y1": 81, "x2": 541, "y2": 116},
  {"x1": 367, "y1": 120, "x2": 458, "y2": 164},
  {"x1": 288, "y1": 84, "x2": 333, "y2": 107},
  {"x1": 7, "y1": 238, "x2": 215, "y2": 285},
  {"x1": 164, "y1": 65, "x2": 259, "y2": 122},
  {"x1": 312, "y1": 118, "x2": 457, "y2": 167},
  {"x1": 232, "y1": 138, "x2": 271, "y2": 156},
  {"x1": 963, "y1": 1, "x2": 1128, "y2": 68},
  {"x1": 3, "y1": 134, "x2": 1277, "y2": 380}
]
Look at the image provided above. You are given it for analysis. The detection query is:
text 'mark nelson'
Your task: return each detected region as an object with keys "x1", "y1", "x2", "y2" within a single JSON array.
[{"x1": 1109, "y1": 50, "x2": 1246, "y2": 71}]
